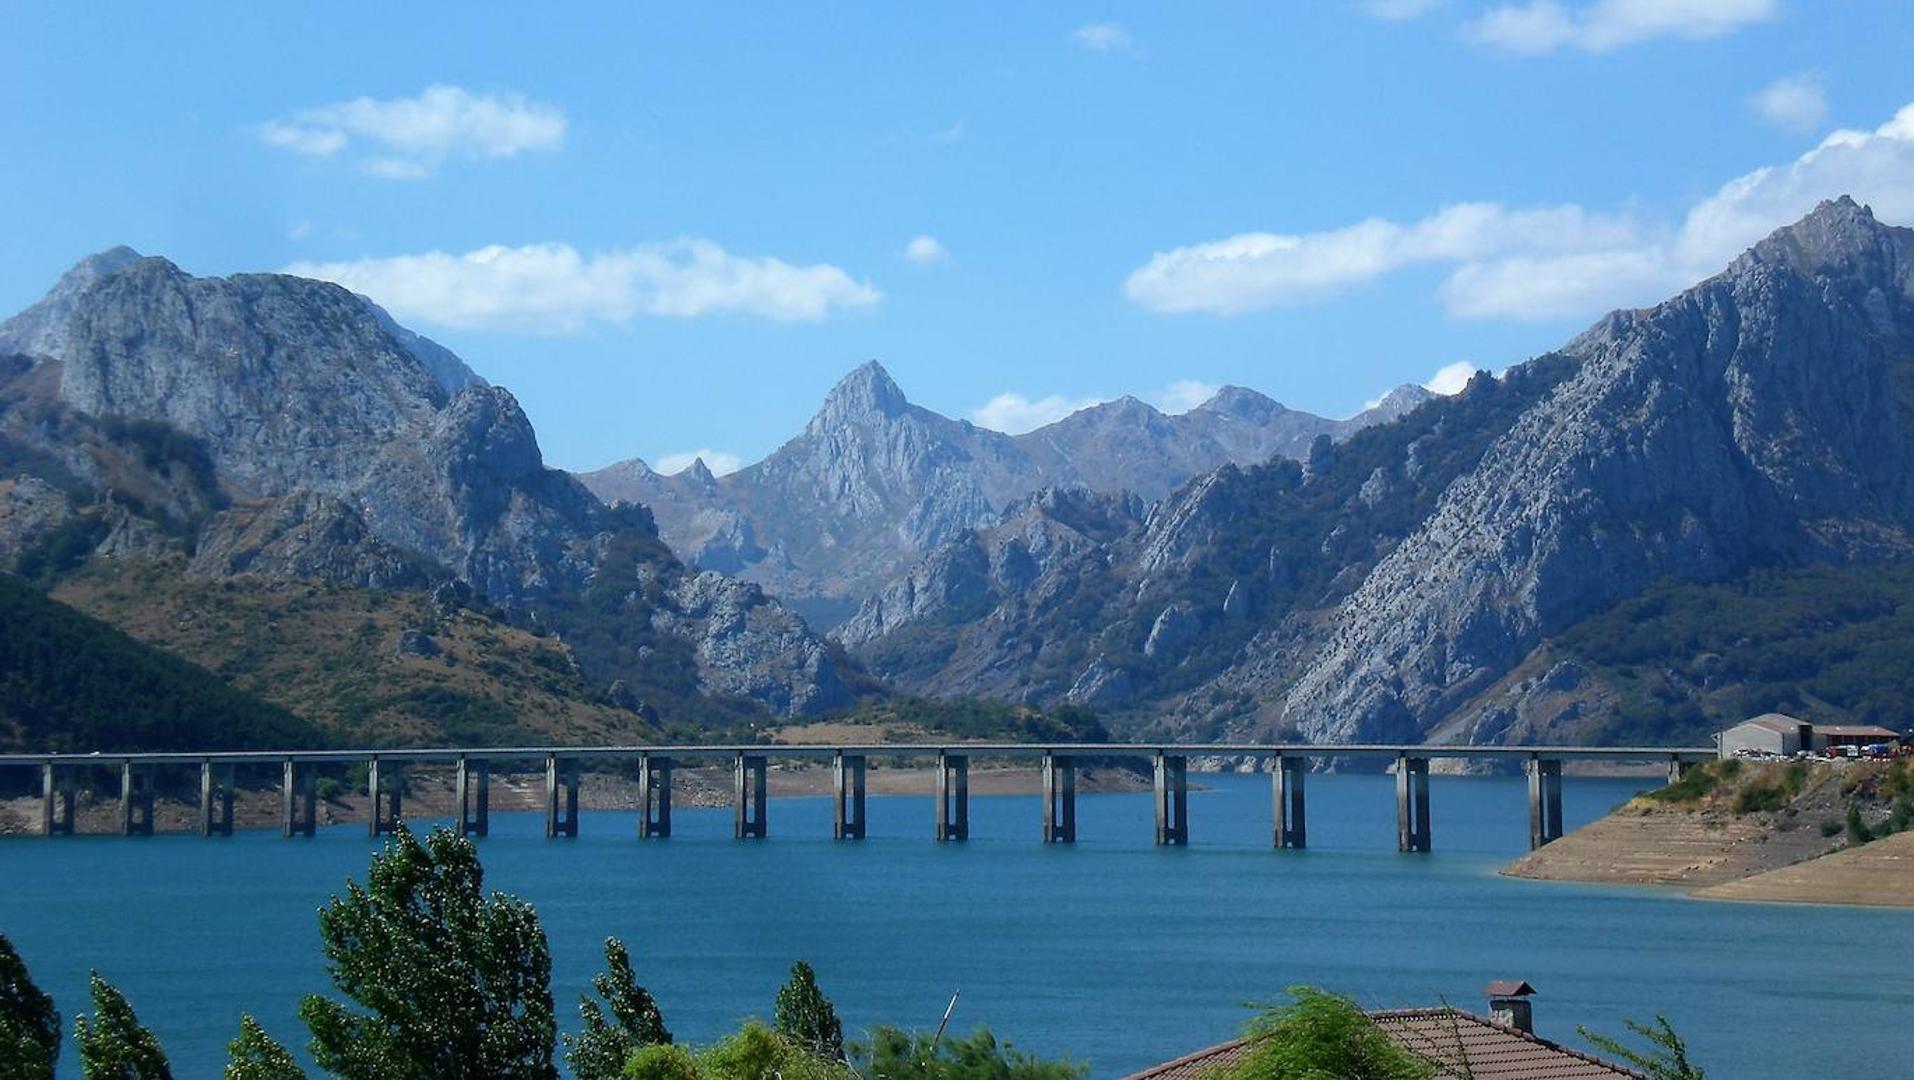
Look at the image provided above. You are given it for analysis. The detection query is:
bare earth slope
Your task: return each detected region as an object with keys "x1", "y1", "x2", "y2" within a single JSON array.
[
  {"x1": 1695, "y1": 829, "x2": 1914, "y2": 906},
  {"x1": 1505, "y1": 759, "x2": 1914, "y2": 906}
]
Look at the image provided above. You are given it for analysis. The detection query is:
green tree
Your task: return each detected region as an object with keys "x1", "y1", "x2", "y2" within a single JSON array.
[
  {"x1": 1223, "y1": 986, "x2": 1433, "y2": 1080},
  {"x1": 1847, "y1": 803, "x2": 1874, "y2": 846},
  {"x1": 1577, "y1": 1016, "x2": 1704, "y2": 1080},
  {"x1": 620, "y1": 1043, "x2": 702, "y2": 1080},
  {"x1": 773, "y1": 961, "x2": 844, "y2": 1063},
  {"x1": 224, "y1": 1016, "x2": 306, "y2": 1080},
  {"x1": 700, "y1": 1021, "x2": 846, "y2": 1080},
  {"x1": 855, "y1": 1026, "x2": 1085, "y2": 1080},
  {"x1": 567, "y1": 937, "x2": 671, "y2": 1080},
  {"x1": 73, "y1": 973, "x2": 172, "y2": 1080},
  {"x1": 298, "y1": 824, "x2": 558, "y2": 1080},
  {"x1": 0, "y1": 933, "x2": 60, "y2": 1080}
]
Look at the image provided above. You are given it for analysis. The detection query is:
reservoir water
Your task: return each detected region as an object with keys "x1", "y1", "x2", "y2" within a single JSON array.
[{"x1": 3, "y1": 772, "x2": 1911, "y2": 1078}]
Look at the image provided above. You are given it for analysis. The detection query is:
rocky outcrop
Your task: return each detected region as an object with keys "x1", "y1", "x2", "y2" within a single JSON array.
[
  {"x1": 0, "y1": 250, "x2": 850, "y2": 718},
  {"x1": 834, "y1": 486, "x2": 1144, "y2": 647},
  {"x1": 581, "y1": 363, "x2": 1426, "y2": 624},
  {"x1": 188, "y1": 493, "x2": 436, "y2": 590}
]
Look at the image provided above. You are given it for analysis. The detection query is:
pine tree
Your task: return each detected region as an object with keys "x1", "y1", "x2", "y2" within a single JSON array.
[
  {"x1": 73, "y1": 973, "x2": 172, "y2": 1080},
  {"x1": 566, "y1": 937, "x2": 671, "y2": 1080},
  {"x1": 773, "y1": 961, "x2": 844, "y2": 1063},
  {"x1": 0, "y1": 933, "x2": 60, "y2": 1080},
  {"x1": 298, "y1": 824, "x2": 558, "y2": 1080},
  {"x1": 224, "y1": 1016, "x2": 306, "y2": 1080}
]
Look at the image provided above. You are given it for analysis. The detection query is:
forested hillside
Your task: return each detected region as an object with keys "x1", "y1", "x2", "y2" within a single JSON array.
[{"x1": 0, "y1": 572, "x2": 320, "y2": 751}]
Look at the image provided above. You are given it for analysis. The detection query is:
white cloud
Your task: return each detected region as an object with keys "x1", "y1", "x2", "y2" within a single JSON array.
[
  {"x1": 1125, "y1": 202, "x2": 1643, "y2": 315},
  {"x1": 1072, "y1": 22, "x2": 1138, "y2": 54},
  {"x1": 1154, "y1": 380, "x2": 1220, "y2": 413},
  {"x1": 969, "y1": 380, "x2": 1225, "y2": 433},
  {"x1": 1423, "y1": 361, "x2": 1481, "y2": 395},
  {"x1": 1126, "y1": 98, "x2": 1914, "y2": 324},
  {"x1": 1750, "y1": 73, "x2": 1828, "y2": 135},
  {"x1": 257, "y1": 122, "x2": 347, "y2": 157},
  {"x1": 255, "y1": 84, "x2": 566, "y2": 179},
  {"x1": 904, "y1": 235, "x2": 950, "y2": 265},
  {"x1": 1466, "y1": 0, "x2": 1776, "y2": 55},
  {"x1": 287, "y1": 221, "x2": 313, "y2": 241},
  {"x1": 655, "y1": 449, "x2": 744, "y2": 476},
  {"x1": 286, "y1": 241, "x2": 881, "y2": 333},
  {"x1": 970, "y1": 392, "x2": 1107, "y2": 434},
  {"x1": 1359, "y1": 0, "x2": 1446, "y2": 21},
  {"x1": 361, "y1": 157, "x2": 433, "y2": 181}
]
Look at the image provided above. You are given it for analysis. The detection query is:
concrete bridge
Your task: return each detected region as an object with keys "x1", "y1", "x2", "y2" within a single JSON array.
[{"x1": 2, "y1": 743, "x2": 1714, "y2": 851}]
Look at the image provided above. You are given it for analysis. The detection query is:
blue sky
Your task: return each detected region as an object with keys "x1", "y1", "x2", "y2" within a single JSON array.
[{"x1": 5, "y1": 2, "x2": 1914, "y2": 473}]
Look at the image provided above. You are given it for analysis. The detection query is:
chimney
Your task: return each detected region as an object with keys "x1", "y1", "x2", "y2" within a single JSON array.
[{"x1": 1484, "y1": 981, "x2": 1536, "y2": 1034}]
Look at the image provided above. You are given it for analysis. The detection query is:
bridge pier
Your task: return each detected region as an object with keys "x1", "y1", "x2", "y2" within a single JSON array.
[
  {"x1": 199, "y1": 760, "x2": 234, "y2": 837},
  {"x1": 545, "y1": 755, "x2": 580, "y2": 838},
  {"x1": 1042, "y1": 753, "x2": 1076, "y2": 843},
  {"x1": 119, "y1": 762, "x2": 154, "y2": 837},
  {"x1": 455, "y1": 756, "x2": 489, "y2": 838},
  {"x1": 833, "y1": 752, "x2": 866, "y2": 840},
  {"x1": 367, "y1": 758, "x2": 403, "y2": 837},
  {"x1": 1273, "y1": 755, "x2": 1307, "y2": 849},
  {"x1": 282, "y1": 759, "x2": 316, "y2": 837},
  {"x1": 936, "y1": 752, "x2": 969, "y2": 841},
  {"x1": 40, "y1": 763, "x2": 75, "y2": 837},
  {"x1": 1154, "y1": 752, "x2": 1188, "y2": 846},
  {"x1": 639, "y1": 753, "x2": 673, "y2": 839},
  {"x1": 1667, "y1": 755, "x2": 1692, "y2": 785},
  {"x1": 734, "y1": 753, "x2": 767, "y2": 839},
  {"x1": 1527, "y1": 757, "x2": 1564, "y2": 849},
  {"x1": 1395, "y1": 755, "x2": 1431, "y2": 852}
]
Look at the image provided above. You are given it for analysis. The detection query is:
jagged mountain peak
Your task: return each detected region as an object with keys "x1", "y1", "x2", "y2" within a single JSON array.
[
  {"x1": 1743, "y1": 195, "x2": 1907, "y2": 280},
  {"x1": 814, "y1": 359, "x2": 910, "y2": 426},
  {"x1": 0, "y1": 246, "x2": 161, "y2": 360},
  {"x1": 65, "y1": 245, "x2": 147, "y2": 282},
  {"x1": 1193, "y1": 385, "x2": 1285, "y2": 419},
  {"x1": 1363, "y1": 383, "x2": 1438, "y2": 422}
]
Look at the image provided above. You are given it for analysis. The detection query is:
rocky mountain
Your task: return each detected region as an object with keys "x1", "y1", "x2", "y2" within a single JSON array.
[
  {"x1": 581, "y1": 362, "x2": 1427, "y2": 627},
  {"x1": 0, "y1": 250, "x2": 852, "y2": 729},
  {"x1": 839, "y1": 198, "x2": 1914, "y2": 748}
]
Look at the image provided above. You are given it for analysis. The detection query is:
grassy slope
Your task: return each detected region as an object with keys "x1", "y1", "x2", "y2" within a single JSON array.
[
  {"x1": 1537, "y1": 564, "x2": 1914, "y2": 745},
  {"x1": 51, "y1": 558, "x2": 661, "y2": 748},
  {"x1": 0, "y1": 571, "x2": 320, "y2": 752}
]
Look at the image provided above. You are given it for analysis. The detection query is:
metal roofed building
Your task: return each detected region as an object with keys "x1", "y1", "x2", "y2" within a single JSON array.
[
  {"x1": 1810, "y1": 724, "x2": 1901, "y2": 751},
  {"x1": 1715, "y1": 713, "x2": 1812, "y2": 758}
]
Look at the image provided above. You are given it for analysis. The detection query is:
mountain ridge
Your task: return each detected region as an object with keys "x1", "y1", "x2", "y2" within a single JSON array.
[{"x1": 580, "y1": 361, "x2": 1434, "y2": 624}]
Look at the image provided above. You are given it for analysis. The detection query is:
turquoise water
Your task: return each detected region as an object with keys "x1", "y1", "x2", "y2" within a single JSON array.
[{"x1": 3, "y1": 773, "x2": 1911, "y2": 1079}]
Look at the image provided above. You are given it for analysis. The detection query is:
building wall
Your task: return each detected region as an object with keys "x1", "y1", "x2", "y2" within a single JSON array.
[{"x1": 1718, "y1": 724, "x2": 1796, "y2": 758}]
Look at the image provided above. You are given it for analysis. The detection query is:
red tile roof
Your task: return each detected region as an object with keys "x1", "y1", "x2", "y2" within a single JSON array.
[{"x1": 1122, "y1": 1008, "x2": 1649, "y2": 1080}]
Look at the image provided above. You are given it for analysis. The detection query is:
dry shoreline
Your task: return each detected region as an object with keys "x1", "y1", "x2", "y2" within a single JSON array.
[{"x1": 1501, "y1": 759, "x2": 1914, "y2": 909}]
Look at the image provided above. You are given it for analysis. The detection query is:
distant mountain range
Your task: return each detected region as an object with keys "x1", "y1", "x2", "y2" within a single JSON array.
[
  {"x1": 5, "y1": 197, "x2": 1912, "y2": 752},
  {"x1": 580, "y1": 362, "x2": 1432, "y2": 627}
]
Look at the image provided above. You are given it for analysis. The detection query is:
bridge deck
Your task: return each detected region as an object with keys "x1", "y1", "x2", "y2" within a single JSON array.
[{"x1": 0, "y1": 742, "x2": 1716, "y2": 767}]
